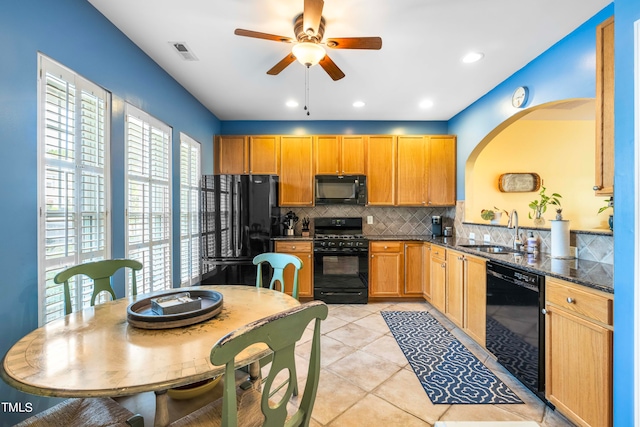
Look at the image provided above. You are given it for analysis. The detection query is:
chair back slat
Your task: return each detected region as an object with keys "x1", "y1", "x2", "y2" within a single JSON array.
[
  {"x1": 54, "y1": 259, "x2": 143, "y2": 315},
  {"x1": 253, "y1": 253, "x2": 303, "y2": 300}
]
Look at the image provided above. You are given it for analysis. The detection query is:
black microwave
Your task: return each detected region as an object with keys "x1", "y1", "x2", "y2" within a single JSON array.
[{"x1": 315, "y1": 175, "x2": 367, "y2": 205}]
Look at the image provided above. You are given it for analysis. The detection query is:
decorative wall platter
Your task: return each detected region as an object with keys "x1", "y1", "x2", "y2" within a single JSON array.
[
  {"x1": 498, "y1": 173, "x2": 541, "y2": 193},
  {"x1": 127, "y1": 290, "x2": 223, "y2": 329}
]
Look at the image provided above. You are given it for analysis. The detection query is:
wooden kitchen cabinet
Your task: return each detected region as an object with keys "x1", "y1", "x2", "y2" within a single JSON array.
[
  {"x1": 279, "y1": 136, "x2": 314, "y2": 206},
  {"x1": 367, "y1": 136, "x2": 396, "y2": 205},
  {"x1": 429, "y1": 245, "x2": 447, "y2": 312},
  {"x1": 214, "y1": 135, "x2": 280, "y2": 175},
  {"x1": 214, "y1": 135, "x2": 248, "y2": 174},
  {"x1": 369, "y1": 241, "x2": 403, "y2": 297},
  {"x1": 545, "y1": 277, "x2": 613, "y2": 427},
  {"x1": 315, "y1": 135, "x2": 366, "y2": 175},
  {"x1": 397, "y1": 135, "x2": 427, "y2": 205},
  {"x1": 396, "y1": 135, "x2": 456, "y2": 206},
  {"x1": 422, "y1": 243, "x2": 432, "y2": 301},
  {"x1": 404, "y1": 242, "x2": 424, "y2": 296},
  {"x1": 595, "y1": 17, "x2": 614, "y2": 196},
  {"x1": 446, "y1": 250, "x2": 465, "y2": 328},
  {"x1": 463, "y1": 254, "x2": 486, "y2": 346},
  {"x1": 274, "y1": 241, "x2": 313, "y2": 298},
  {"x1": 428, "y1": 135, "x2": 456, "y2": 206},
  {"x1": 249, "y1": 135, "x2": 280, "y2": 174}
]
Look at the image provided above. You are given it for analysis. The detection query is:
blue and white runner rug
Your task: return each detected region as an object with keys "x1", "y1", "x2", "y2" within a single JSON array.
[{"x1": 381, "y1": 311, "x2": 522, "y2": 404}]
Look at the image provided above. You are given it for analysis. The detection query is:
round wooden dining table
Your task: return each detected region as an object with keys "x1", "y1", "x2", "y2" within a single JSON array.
[{"x1": 1, "y1": 285, "x2": 300, "y2": 426}]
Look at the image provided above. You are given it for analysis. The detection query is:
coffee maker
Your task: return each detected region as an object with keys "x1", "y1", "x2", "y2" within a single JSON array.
[{"x1": 431, "y1": 216, "x2": 443, "y2": 237}]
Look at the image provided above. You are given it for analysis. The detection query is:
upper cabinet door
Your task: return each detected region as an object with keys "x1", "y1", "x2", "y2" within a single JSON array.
[
  {"x1": 595, "y1": 17, "x2": 614, "y2": 196},
  {"x1": 214, "y1": 135, "x2": 248, "y2": 174},
  {"x1": 367, "y1": 136, "x2": 396, "y2": 205},
  {"x1": 428, "y1": 135, "x2": 456, "y2": 206},
  {"x1": 315, "y1": 135, "x2": 341, "y2": 174},
  {"x1": 280, "y1": 136, "x2": 314, "y2": 206},
  {"x1": 397, "y1": 135, "x2": 427, "y2": 206},
  {"x1": 340, "y1": 136, "x2": 366, "y2": 175},
  {"x1": 315, "y1": 135, "x2": 366, "y2": 175},
  {"x1": 249, "y1": 135, "x2": 280, "y2": 175}
]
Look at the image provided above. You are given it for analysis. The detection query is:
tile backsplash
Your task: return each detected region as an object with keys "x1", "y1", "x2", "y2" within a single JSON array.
[
  {"x1": 280, "y1": 201, "x2": 614, "y2": 265},
  {"x1": 280, "y1": 205, "x2": 456, "y2": 236},
  {"x1": 454, "y1": 201, "x2": 614, "y2": 264}
]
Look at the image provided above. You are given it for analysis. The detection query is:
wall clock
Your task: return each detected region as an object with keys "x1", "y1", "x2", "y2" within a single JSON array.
[{"x1": 511, "y1": 86, "x2": 529, "y2": 108}]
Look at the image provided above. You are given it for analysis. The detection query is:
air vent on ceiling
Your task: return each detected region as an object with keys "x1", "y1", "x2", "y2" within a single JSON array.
[{"x1": 170, "y1": 42, "x2": 198, "y2": 61}]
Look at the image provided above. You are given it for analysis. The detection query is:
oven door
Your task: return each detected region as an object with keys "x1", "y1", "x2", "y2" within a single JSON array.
[{"x1": 313, "y1": 250, "x2": 368, "y2": 304}]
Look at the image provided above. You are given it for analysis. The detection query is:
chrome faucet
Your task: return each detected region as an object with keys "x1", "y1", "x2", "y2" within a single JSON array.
[{"x1": 507, "y1": 209, "x2": 522, "y2": 251}]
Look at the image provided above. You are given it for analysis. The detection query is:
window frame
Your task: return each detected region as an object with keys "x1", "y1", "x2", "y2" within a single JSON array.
[
  {"x1": 179, "y1": 133, "x2": 201, "y2": 287},
  {"x1": 37, "y1": 54, "x2": 112, "y2": 325},
  {"x1": 124, "y1": 103, "x2": 173, "y2": 295}
]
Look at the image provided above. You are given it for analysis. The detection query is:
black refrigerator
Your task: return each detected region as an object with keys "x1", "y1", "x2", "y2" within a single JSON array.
[{"x1": 200, "y1": 175, "x2": 280, "y2": 285}]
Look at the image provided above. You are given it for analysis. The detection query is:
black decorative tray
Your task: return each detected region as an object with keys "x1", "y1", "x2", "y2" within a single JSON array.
[{"x1": 127, "y1": 290, "x2": 223, "y2": 329}]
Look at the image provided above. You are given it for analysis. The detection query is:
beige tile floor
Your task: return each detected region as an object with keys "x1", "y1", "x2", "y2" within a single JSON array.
[{"x1": 119, "y1": 301, "x2": 576, "y2": 426}]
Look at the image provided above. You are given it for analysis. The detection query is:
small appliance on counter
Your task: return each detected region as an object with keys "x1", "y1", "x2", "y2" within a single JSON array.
[{"x1": 431, "y1": 216, "x2": 443, "y2": 237}]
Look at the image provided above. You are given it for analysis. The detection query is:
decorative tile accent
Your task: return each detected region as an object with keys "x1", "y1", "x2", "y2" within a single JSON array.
[{"x1": 281, "y1": 206, "x2": 456, "y2": 236}]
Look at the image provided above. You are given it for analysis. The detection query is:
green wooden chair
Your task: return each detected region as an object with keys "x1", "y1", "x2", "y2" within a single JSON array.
[
  {"x1": 253, "y1": 253, "x2": 303, "y2": 300},
  {"x1": 54, "y1": 259, "x2": 143, "y2": 315},
  {"x1": 253, "y1": 253, "x2": 304, "y2": 396},
  {"x1": 169, "y1": 300, "x2": 328, "y2": 427}
]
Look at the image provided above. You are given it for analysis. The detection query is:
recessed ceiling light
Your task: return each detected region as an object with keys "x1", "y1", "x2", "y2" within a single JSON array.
[
  {"x1": 353, "y1": 101, "x2": 365, "y2": 108},
  {"x1": 462, "y1": 52, "x2": 484, "y2": 63},
  {"x1": 420, "y1": 100, "x2": 434, "y2": 109},
  {"x1": 286, "y1": 100, "x2": 299, "y2": 108}
]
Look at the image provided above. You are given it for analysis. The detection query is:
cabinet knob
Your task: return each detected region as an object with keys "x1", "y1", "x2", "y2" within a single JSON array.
[
  {"x1": 384, "y1": 245, "x2": 388, "y2": 249},
  {"x1": 371, "y1": 255, "x2": 374, "y2": 258},
  {"x1": 541, "y1": 308, "x2": 548, "y2": 315},
  {"x1": 566, "y1": 297, "x2": 575, "y2": 304},
  {"x1": 441, "y1": 263, "x2": 446, "y2": 268},
  {"x1": 593, "y1": 185, "x2": 602, "y2": 191},
  {"x1": 292, "y1": 246, "x2": 296, "y2": 249}
]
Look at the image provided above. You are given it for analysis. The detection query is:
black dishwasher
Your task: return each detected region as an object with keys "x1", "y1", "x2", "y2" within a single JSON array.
[{"x1": 486, "y1": 261, "x2": 547, "y2": 403}]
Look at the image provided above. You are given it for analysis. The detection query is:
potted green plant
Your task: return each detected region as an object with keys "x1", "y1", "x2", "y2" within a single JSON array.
[
  {"x1": 598, "y1": 197, "x2": 613, "y2": 231},
  {"x1": 528, "y1": 186, "x2": 562, "y2": 226},
  {"x1": 480, "y1": 207, "x2": 508, "y2": 224}
]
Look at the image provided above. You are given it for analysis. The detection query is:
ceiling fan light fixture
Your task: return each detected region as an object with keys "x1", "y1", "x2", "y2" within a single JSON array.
[{"x1": 292, "y1": 42, "x2": 326, "y2": 67}]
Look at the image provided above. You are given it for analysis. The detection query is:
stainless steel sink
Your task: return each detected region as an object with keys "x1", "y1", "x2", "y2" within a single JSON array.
[{"x1": 459, "y1": 244, "x2": 521, "y2": 254}]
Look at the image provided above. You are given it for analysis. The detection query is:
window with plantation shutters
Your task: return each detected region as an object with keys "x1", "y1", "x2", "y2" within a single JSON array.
[
  {"x1": 179, "y1": 133, "x2": 201, "y2": 286},
  {"x1": 125, "y1": 104, "x2": 172, "y2": 294},
  {"x1": 37, "y1": 55, "x2": 111, "y2": 324}
]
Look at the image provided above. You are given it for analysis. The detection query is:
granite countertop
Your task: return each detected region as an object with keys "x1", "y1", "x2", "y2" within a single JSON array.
[
  {"x1": 272, "y1": 236, "x2": 314, "y2": 241},
  {"x1": 365, "y1": 235, "x2": 614, "y2": 294}
]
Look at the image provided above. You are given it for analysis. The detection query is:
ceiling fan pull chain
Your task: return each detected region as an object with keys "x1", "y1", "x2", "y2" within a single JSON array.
[{"x1": 304, "y1": 65, "x2": 310, "y2": 116}]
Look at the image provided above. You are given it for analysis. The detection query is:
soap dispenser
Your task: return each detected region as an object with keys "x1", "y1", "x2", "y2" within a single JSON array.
[{"x1": 526, "y1": 231, "x2": 538, "y2": 254}]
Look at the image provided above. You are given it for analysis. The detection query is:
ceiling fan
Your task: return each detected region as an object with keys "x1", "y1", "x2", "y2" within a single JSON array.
[{"x1": 234, "y1": 0, "x2": 382, "y2": 81}]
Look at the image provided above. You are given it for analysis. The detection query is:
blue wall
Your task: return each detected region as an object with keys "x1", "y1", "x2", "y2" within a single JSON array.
[
  {"x1": 0, "y1": 1, "x2": 219, "y2": 424},
  {"x1": 221, "y1": 120, "x2": 448, "y2": 135},
  {"x1": 611, "y1": 0, "x2": 639, "y2": 424}
]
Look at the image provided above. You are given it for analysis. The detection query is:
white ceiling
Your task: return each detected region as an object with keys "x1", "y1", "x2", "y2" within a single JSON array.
[{"x1": 87, "y1": 0, "x2": 609, "y2": 122}]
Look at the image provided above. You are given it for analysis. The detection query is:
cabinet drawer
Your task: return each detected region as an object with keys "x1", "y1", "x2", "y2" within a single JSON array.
[
  {"x1": 430, "y1": 245, "x2": 447, "y2": 259},
  {"x1": 370, "y1": 241, "x2": 402, "y2": 252},
  {"x1": 275, "y1": 241, "x2": 312, "y2": 253},
  {"x1": 546, "y1": 278, "x2": 613, "y2": 326}
]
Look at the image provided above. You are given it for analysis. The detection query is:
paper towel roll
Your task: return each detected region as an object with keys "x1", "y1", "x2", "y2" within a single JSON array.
[{"x1": 551, "y1": 220, "x2": 571, "y2": 258}]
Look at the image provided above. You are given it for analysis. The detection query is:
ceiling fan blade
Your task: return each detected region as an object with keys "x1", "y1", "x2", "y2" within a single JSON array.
[
  {"x1": 303, "y1": 0, "x2": 324, "y2": 37},
  {"x1": 325, "y1": 37, "x2": 383, "y2": 50},
  {"x1": 234, "y1": 28, "x2": 294, "y2": 43},
  {"x1": 319, "y1": 54, "x2": 345, "y2": 81},
  {"x1": 267, "y1": 54, "x2": 297, "y2": 75}
]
